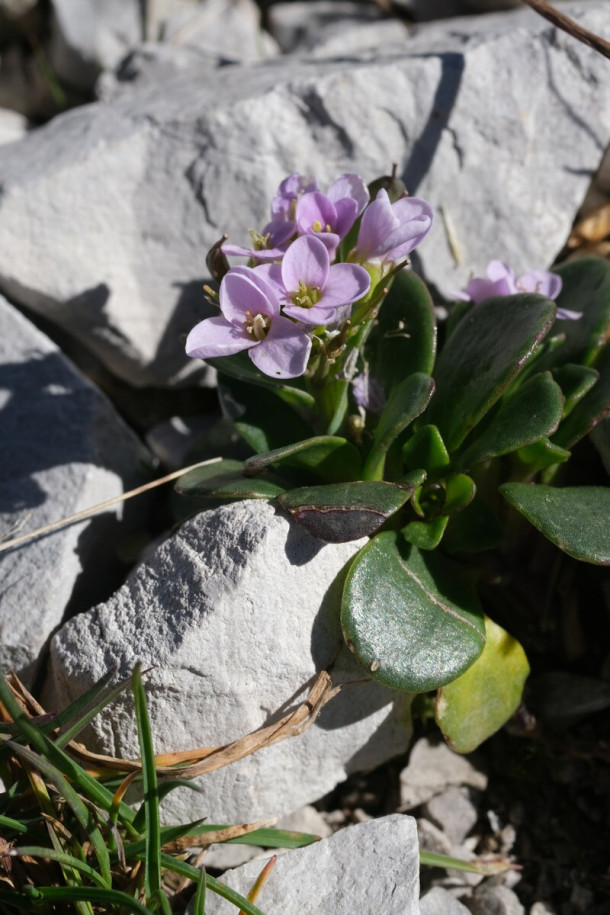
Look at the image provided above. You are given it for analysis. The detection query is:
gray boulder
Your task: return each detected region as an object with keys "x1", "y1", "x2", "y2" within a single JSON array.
[
  {"x1": 420, "y1": 887, "x2": 472, "y2": 914},
  {"x1": 48, "y1": 0, "x2": 143, "y2": 91},
  {"x1": 201, "y1": 815, "x2": 420, "y2": 914},
  {"x1": 0, "y1": 295, "x2": 148, "y2": 680},
  {"x1": 0, "y1": 3, "x2": 607, "y2": 385},
  {"x1": 50, "y1": 500, "x2": 412, "y2": 823}
]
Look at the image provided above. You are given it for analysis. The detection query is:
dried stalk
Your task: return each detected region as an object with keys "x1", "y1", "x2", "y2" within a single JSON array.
[{"x1": 522, "y1": 0, "x2": 610, "y2": 60}]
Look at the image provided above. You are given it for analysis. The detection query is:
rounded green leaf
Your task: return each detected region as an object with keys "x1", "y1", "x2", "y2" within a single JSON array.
[
  {"x1": 552, "y1": 344, "x2": 610, "y2": 449},
  {"x1": 401, "y1": 516, "x2": 448, "y2": 550},
  {"x1": 500, "y1": 483, "x2": 610, "y2": 564},
  {"x1": 428, "y1": 294, "x2": 557, "y2": 452},
  {"x1": 436, "y1": 616, "x2": 530, "y2": 753},
  {"x1": 278, "y1": 481, "x2": 413, "y2": 542},
  {"x1": 402, "y1": 425, "x2": 450, "y2": 476},
  {"x1": 368, "y1": 268, "x2": 437, "y2": 391},
  {"x1": 341, "y1": 534, "x2": 486, "y2": 691},
  {"x1": 455, "y1": 371, "x2": 564, "y2": 470},
  {"x1": 363, "y1": 373, "x2": 435, "y2": 480},
  {"x1": 443, "y1": 496, "x2": 505, "y2": 554},
  {"x1": 551, "y1": 256, "x2": 610, "y2": 366}
]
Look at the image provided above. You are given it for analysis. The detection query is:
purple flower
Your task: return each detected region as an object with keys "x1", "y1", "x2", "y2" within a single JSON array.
[
  {"x1": 222, "y1": 173, "x2": 317, "y2": 262},
  {"x1": 459, "y1": 261, "x2": 580, "y2": 320},
  {"x1": 352, "y1": 372, "x2": 386, "y2": 414},
  {"x1": 295, "y1": 174, "x2": 370, "y2": 257},
  {"x1": 258, "y1": 235, "x2": 371, "y2": 326},
  {"x1": 185, "y1": 266, "x2": 312, "y2": 378},
  {"x1": 353, "y1": 189, "x2": 433, "y2": 265}
]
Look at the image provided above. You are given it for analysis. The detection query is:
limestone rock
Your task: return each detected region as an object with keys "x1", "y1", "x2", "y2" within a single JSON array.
[
  {"x1": 400, "y1": 738, "x2": 487, "y2": 809},
  {"x1": 424, "y1": 785, "x2": 480, "y2": 845},
  {"x1": 202, "y1": 815, "x2": 420, "y2": 914},
  {"x1": 0, "y1": 107, "x2": 26, "y2": 145},
  {"x1": 48, "y1": 0, "x2": 143, "y2": 91},
  {"x1": 159, "y1": 0, "x2": 278, "y2": 61},
  {"x1": 50, "y1": 500, "x2": 412, "y2": 823},
  {"x1": 0, "y1": 295, "x2": 148, "y2": 680},
  {"x1": 420, "y1": 887, "x2": 472, "y2": 914},
  {"x1": 0, "y1": 4, "x2": 608, "y2": 385},
  {"x1": 469, "y1": 884, "x2": 525, "y2": 914}
]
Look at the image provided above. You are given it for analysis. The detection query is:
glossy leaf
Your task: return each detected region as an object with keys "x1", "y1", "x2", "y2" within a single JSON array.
[
  {"x1": 455, "y1": 372, "x2": 564, "y2": 470},
  {"x1": 218, "y1": 374, "x2": 313, "y2": 453},
  {"x1": 401, "y1": 516, "x2": 448, "y2": 550},
  {"x1": 500, "y1": 484, "x2": 610, "y2": 564},
  {"x1": 175, "y1": 459, "x2": 287, "y2": 499},
  {"x1": 427, "y1": 294, "x2": 556, "y2": 452},
  {"x1": 363, "y1": 373, "x2": 435, "y2": 480},
  {"x1": 442, "y1": 497, "x2": 505, "y2": 554},
  {"x1": 278, "y1": 481, "x2": 413, "y2": 543},
  {"x1": 402, "y1": 425, "x2": 450, "y2": 476},
  {"x1": 244, "y1": 436, "x2": 362, "y2": 483},
  {"x1": 209, "y1": 352, "x2": 314, "y2": 410},
  {"x1": 341, "y1": 534, "x2": 486, "y2": 691},
  {"x1": 515, "y1": 438, "x2": 571, "y2": 473},
  {"x1": 552, "y1": 344, "x2": 610, "y2": 449},
  {"x1": 368, "y1": 268, "x2": 437, "y2": 391},
  {"x1": 552, "y1": 364, "x2": 599, "y2": 417},
  {"x1": 548, "y1": 257, "x2": 610, "y2": 366},
  {"x1": 436, "y1": 616, "x2": 530, "y2": 752},
  {"x1": 443, "y1": 473, "x2": 476, "y2": 515}
]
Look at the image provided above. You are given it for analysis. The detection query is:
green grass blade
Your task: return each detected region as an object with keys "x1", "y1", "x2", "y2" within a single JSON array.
[
  {"x1": 0, "y1": 813, "x2": 28, "y2": 833},
  {"x1": 0, "y1": 887, "x2": 39, "y2": 910},
  {"x1": 192, "y1": 869, "x2": 206, "y2": 915},
  {"x1": 9, "y1": 845, "x2": 109, "y2": 888},
  {"x1": 55, "y1": 672, "x2": 132, "y2": 748},
  {"x1": 420, "y1": 850, "x2": 512, "y2": 875},
  {"x1": 150, "y1": 888, "x2": 172, "y2": 914},
  {"x1": 21, "y1": 885, "x2": 153, "y2": 913},
  {"x1": 131, "y1": 780, "x2": 202, "y2": 833},
  {"x1": 7, "y1": 742, "x2": 112, "y2": 889},
  {"x1": 0, "y1": 674, "x2": 138, "y2": 833},
  {"x1": 158, "y1": 854, "x2": 267, "y2": 915},
  {"x1": 122, "y1": 819, "x2": 208, "y2": 860},
  {"x1": 132, "y1": 664, "x2": 162, "y2": 900}
]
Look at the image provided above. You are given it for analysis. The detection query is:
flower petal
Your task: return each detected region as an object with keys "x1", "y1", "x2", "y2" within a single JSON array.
[
  {"x1": 333, "y1": 197, "x2": 360, "y2": 239},
  {"x1": 355, "y1": 190, "x2": 398, "y2": 261},
  {"x1": 186, "y1": 315, "x2": 255, "y2": 359},
  {"x1": 220, "y1": 267, "x2": 280, "y2": 323},
  {"x1": 318, "y1": 263, "x2": 371, "y2": 310},
  {"x1": 249, "y1": 316, "x2": 312, "y2": 378},
  {"x1": 281, "y1": 235, "x2": 330, "y2": 292},
  {"x1": 283, "y1": 302, "x2": 341, "y2": 325},
  {"x1": 327, "y1": 173, "x2": 369, "y2": 215},
  {"x1": 556, "y1": 308, "x2": 583, "y2": 321},
  {"x1": 296, "y1": 191, "x2": 337, "y2": 235}
]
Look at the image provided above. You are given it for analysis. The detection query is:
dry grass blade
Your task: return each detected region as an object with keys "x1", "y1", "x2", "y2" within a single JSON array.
[
  {"x1": 242, "y1": 855, "x2": 277, "y2": 913},
  {"x1": 522, "y1": 0, "x2": 610, "y2": 60},
  {"x1": 162, "y1": 819, "x2": 277, "y2": 854},
  {"x1": 65, "y1": 671, "x2": 342, "y2": 779}
]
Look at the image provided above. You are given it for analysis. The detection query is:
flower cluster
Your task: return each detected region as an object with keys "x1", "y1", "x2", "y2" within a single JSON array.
[
  {"x1": 459, "y1": 260, "x2": 581, "y2": 320},
  {"x1": 186, "y1": 172, "x2": 433, "y2": 378}
]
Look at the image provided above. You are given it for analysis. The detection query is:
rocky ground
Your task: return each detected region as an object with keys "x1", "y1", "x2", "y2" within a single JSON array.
[{"x1": 1, "y1": 1, "x2": 609, "y2": 913}]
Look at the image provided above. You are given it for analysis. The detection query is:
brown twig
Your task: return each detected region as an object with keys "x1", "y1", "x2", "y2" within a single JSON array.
[{"x1": 522, "y1": 0, "x2": 610, "y2": 61}]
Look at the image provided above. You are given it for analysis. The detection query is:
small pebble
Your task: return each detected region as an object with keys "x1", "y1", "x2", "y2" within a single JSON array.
[
  {"x1": 424, "y1": 786, "x2": 479, "y2": 845},
  {"x1": 469, "y1": 884, "x2": 525, "y2": 914}
]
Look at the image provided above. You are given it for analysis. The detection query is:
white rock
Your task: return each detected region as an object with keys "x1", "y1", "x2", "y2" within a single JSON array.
[
  {"x1": 50, "y1": 500, "x2": 412, "y2": 823},
  {"x1": 0, "y1": 107, "x2": 26, "y2": 145},
  {"x1": 276, "y1": 804, "x2": 333, "y2": 839},
  {"x1": 529, "y1": 903, "x2": 558, "y2": 915},
  {"x1": 0, "y1": 3, "x2": 608, "y2": 385},
  {"x1": 417, "y1": 816, "x2": 453, "y2": 855},
  {"x1": 48, "y1": 0, "x2": 143, "y2": 90},
  {"x1": 424, "y1": 785, "x2": 479, "y2": 845},
  {"x1": 267, "y1": 1, "x2": 392, "y2": 54},
  {"x1": 201, "y1": 815, "x2": 420, "y2": 914},
  {"x1": 420, "y1": 886, "x2": 472, "y2": 914},
  {"x1": 160, "y1": 0, "x2": 279, "y2": 61},
  {"x1": 400, "y1": 738, "x2": 487, "y2": 809},
  {"x1": 470, "y1": 884, "x2": 525, "y2": 914},
  {"x1": 0, "y1": 295, "x2": 148, "y2": 679}
]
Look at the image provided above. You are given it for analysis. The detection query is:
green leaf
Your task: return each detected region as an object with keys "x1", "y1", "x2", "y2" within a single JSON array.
[
  {"x1": 21, "y1": 886, "x2": 153, "y2": 914},
  {"x1": 455, "y1": 372, "x2": 564, "y2": 470},
  {"x1": 401, "y1": 516, "x2": 448, "y2": 550},
  {"x1": 341, "y1": 535, "x2": 485, "y2": 691},
  {"x1": 363, "y1": 373, "x2": 435, "y2": 480},
  {"x1": 208, "y1": 352, "x2": 314, "y2": 412},
  {"x1": 368, "y1": 268, "x2": 437, "y2": 390},
  {"x1": 278, "y1": 481, "x2": 413, "y2": 543},
  {"x1": 500, "y1": 484, "x2": 610, "y2": 564},
  {"x1": 443, "y1": 496, "x2": 505, "y2": 554},
  {"x1": 435, "y1": 616, "x2": 530, "y2": 753},
  {"x1": 244, "y1": 436, "x2": 362, "y2": 483},
  {"x1": 175, "y1": 459, "x2": 287, "y2": 500},
  {"x1": 402, "y1": 425, "x2": 450, "y2": 476},
  {"x1": 515, "y1": 438, "x2": 571, "y2": 473},
  {"x1": 132, "y1": 665, "x2": 162, "y2": 901},
  {"x1": 549, "y1": 257, "x2": 610, "y2": 366},
  {"x1": 443, "y1": 473, "x2": 476, "y2": 515},
  {"x1": 218, "y1": 374, "x2": 313, "y2": 452},
  {"x1": 10, "y1": 847, "x2": 109, "y2": 889},
  {"x1": 157, "y1": 854, "x2": 266, "y2": 915},
  {"x1": 427, "y1": 294, "x2": 556, "y2": 452},
  {"x1": 552, "y1": 344, "x2": 610, "y2": 449},
  {"x1": 551, "y1": 364, "x2": 599, "y2": 417}
]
